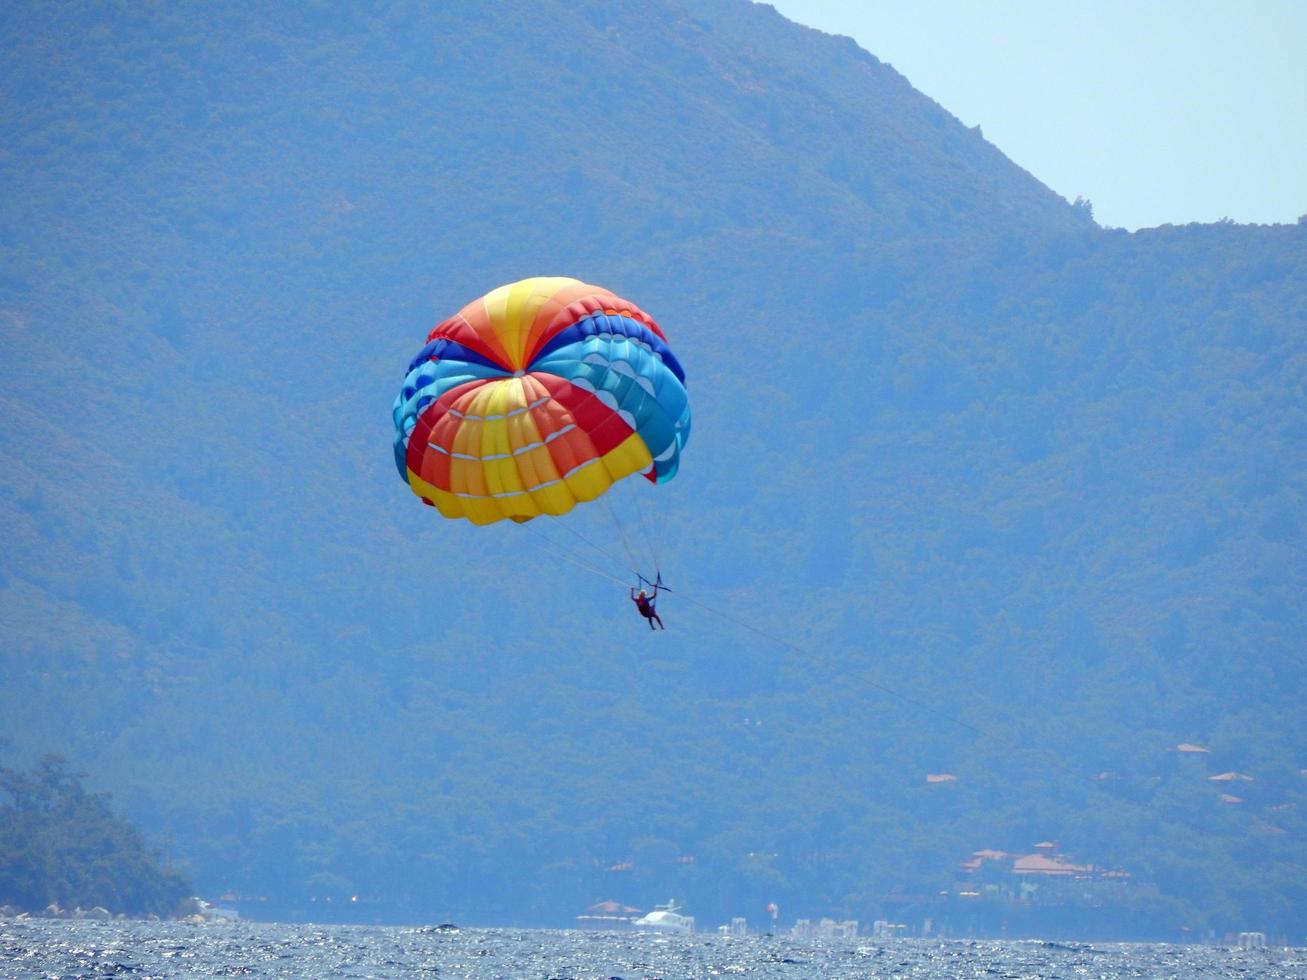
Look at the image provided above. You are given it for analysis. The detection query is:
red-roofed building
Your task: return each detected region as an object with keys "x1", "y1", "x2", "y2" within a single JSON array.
[
  {"x1": 951, "y1": 843, "x2": 1135, "y2": 919},
  {"x1": 1012, "y1": 853, "x2": 1088, "y2": 876},
  {"x1": 958, "y1": 849, "x2": 1009, "y2": 872},
  {"x1": 958, "y1": 843, "x2": 1130, "y2": 886}
]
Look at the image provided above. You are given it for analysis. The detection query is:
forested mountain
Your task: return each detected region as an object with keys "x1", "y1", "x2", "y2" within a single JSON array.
[
  {"x1": 2, "y1": 0, "x2": 1303, "y2": 936},
  {"x1": 0, "y1": 749, "x2": 192, "y2": 916}
]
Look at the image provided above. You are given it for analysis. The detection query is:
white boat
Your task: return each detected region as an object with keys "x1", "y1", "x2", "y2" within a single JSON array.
[{"x1": 631, "y1": 899, "x2": 695, "y2": 934}]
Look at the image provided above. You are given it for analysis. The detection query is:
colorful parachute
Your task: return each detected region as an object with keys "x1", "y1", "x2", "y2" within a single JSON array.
[{"x1": 393, "y1": 277, "x2": 690, "y2": 525}]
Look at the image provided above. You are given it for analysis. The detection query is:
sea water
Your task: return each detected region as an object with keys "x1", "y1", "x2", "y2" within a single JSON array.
[{"x1": 2, "y1": 919, "x2": 1303, "y2": 979}]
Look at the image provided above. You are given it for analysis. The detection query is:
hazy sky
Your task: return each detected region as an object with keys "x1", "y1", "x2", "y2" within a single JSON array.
[{"x1": 767, "y1": 0, "x2": 1306, "y2": 230}]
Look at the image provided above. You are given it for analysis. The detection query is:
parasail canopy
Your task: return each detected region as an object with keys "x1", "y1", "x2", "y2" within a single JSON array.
[{"x1": 393, "y1": 277, "x2": 690, "y2": 525}]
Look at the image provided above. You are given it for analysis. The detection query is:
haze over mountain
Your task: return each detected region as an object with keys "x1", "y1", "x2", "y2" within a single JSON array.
[{"x1": 2, "y1": 0, "x2": 1303, "y2": 935}]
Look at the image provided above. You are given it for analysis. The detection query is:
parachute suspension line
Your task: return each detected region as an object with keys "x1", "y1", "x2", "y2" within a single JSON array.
[
  {"x1": 600, "y1": 493, "x2": 643, "y2": 579},
  {"x1": 664, "y1": 591, "x2": 1133, "y2": 813},
  {"x1": 682, "y1": 590, "x2": 1200, "y2": 827},
  {"x1": 629, "y1": 482, "x2": 663, "y2": 578},
  {"x1": 546, "y1": 515, "x2": 634, "y2": 576},
  {"x1": 516, "y1": 520, "x2": 630, "y2": 588},
  {"x1": 665, "y1": 593, "x2": 1219, "y2": 838},
  {"x1": 671, "y1": 589, "x2": 986, "y2": 740}
]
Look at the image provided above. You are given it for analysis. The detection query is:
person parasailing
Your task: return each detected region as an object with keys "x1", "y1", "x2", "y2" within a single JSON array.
[
  {"x1": 392, "y1": 278, "x2": 690, "y2": 615},
  {"x1": 631, "y1": 582, "x2": 665, "y2": 630}
]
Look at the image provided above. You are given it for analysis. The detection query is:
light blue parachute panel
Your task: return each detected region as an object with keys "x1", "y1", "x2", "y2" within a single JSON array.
[
  {"x1": 531, "y1": 313, "x2": 689, "y2": 483},
  {"x1": 392, "y1": 340, "x2": 509, "y2": 482}
]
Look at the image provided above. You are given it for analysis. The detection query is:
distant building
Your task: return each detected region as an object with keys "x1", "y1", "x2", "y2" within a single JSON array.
[
  {"x1": 575, "y1": 898, "x2": 642, "y2": 927},
  {"x1": 718, "y1": 916, "x2": 748, "y2": 937},
  {"x1": 1012, "y1": 854, "x2": 1091, "y2": 876},
  {"x1": 792, "y1": 917, "x2": 859, "y2": 939},
  {"x1": 956, "y1": 841, "x2": 1130, "y2": 901}
]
